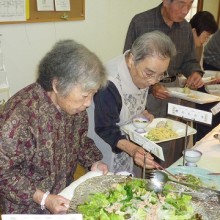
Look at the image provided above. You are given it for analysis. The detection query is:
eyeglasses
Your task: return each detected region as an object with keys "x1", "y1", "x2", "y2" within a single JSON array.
[
  {"x1": 131, "y1": 57, "x2": 169, "y2": 82},
  {"x1": 140, "y1": 69, "x2": 169, "y2": 81}
]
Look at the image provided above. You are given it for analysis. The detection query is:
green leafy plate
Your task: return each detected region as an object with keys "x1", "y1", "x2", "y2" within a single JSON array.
[
  {"x1": 167, "y1": 166, "x2": 220, "y2": 190},
  {"x1": 68, "y1": 174, "x2": 220, "y2": 220}
]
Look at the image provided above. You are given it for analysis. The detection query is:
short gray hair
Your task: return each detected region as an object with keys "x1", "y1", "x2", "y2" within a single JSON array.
[
  {"x1": 130, "y1": 31, "x2": 176, "y2": 64},
  {"x1": 37, "y1": 40, "x2": 107, "y2": 96}
]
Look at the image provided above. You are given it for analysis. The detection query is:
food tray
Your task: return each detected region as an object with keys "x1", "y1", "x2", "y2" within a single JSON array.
[
  {"x1": 168, "y1": 87, "x2": 220, "y2": 104},
  {"x1": 121, "y1": 118, "x2": 196, "y2": 144},
  {"x1": 121, "y1": 118, "x2": 196, "y2": 161}
]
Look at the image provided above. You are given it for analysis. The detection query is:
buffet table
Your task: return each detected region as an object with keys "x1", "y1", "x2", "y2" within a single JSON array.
[
  {"x1": 170, "y1": 123, "x2": 220, "y2": 172},
  {"x1": 59, "y1": 124, "x2": 220, "y2": 200}
]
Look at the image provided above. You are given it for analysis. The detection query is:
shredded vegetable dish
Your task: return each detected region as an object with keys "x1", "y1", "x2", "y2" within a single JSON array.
[{"x1": 77, "y1": 178, "x2": 201, "y2": 220}]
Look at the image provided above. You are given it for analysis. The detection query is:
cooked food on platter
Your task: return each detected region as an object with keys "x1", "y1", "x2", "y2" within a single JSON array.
[
  {"x1": 173, "y1": 173, "x2": 202, "y2": 186},
  {"x1": 68, "y1": 175, "x2": 220, "y2": 220},
  {"x1": 167, "y1": 166, "x2": 220, "y2": 191},
  {"x1": 145, "y1": 120, "x2": 178, "y2": 141},
  {"x1": 182, "y1": 87, "x2": 198, "y2": 99}
]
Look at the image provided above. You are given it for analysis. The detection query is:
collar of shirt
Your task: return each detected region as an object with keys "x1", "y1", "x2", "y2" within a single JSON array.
[{"x1": 118, "y1": 51, "x2": 148, "y2": 94}]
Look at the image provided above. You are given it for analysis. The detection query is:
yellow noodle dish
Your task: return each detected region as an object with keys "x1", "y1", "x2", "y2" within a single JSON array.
[{"x1": 145, "y1": 121, "x2": 178, "y2": 141}]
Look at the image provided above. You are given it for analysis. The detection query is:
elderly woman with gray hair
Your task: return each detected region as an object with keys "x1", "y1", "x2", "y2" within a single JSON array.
[
  {"x1": 0, "y1": 40, "x2": 108, "y2": 214},
  {"x1": 88, "y1": 31, "x2": 176, "y2": 177}
]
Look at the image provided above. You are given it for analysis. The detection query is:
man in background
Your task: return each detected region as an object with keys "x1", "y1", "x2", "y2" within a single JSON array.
[
  {"x1": 203, "y1": 29, "x2": 220, "y2": 70},
  {"x1": 195, "y1": 29, "x2": 220, "y2": 142}
]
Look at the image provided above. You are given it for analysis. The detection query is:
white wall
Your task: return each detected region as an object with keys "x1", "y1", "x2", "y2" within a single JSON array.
[
  {"x1": 203, "y1": 0, "x2": 219, "y2": 20},
  {"x1": 0, "y1": 0, "x2": 161, "y2": 96}
]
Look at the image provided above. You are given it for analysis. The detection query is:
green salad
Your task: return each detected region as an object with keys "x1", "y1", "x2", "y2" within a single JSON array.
[{"x1": 77, "y1": 178, "x2": 200, "y2": 220}]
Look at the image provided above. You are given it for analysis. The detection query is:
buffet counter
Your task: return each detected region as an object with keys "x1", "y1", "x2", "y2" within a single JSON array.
[
  {"x1": 59, "y1": 124, "x2": 220, "y2": 200},
  {"x1": 170, "y1": 123, "x2": 220, "y2": 172}
]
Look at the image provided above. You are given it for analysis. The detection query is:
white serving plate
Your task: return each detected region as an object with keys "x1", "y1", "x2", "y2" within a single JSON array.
[
  {"x1": 205, "y1": 84, "x2": 220, "y2": 96},
  {"x1": 168, "y1": 87, "x2": 220, "y2": 104},
  {"x1": 121, "y1": 118, "x2": 196, "y2": 144},
  {"x1": 68, "y1": 174, "x2": 219, "y2": 220}
]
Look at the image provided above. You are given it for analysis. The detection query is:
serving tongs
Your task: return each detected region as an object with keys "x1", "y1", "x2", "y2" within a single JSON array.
[
  {"x1": 154, "y1": 161, "x2": 179, "y2": 180},
  {"x1": 172, "y1": 178, "x2": 220, "y2": 196},
  {"x1": 143, "y1": 152, "x2": 179, "y2": 181},
  {"x1": 146, "y1": 170, "x2": 220, "y2": 202},
  {"x1": 208, "y1": 172, "x2": 220, "y2": 175}
]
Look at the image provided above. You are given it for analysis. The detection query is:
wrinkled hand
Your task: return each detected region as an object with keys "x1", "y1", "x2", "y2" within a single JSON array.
[
  {"x1": 152, "y1": 83, "x2": 170, "y2": 100},
  {"x1": 205, "y1": 77, "x2": 220, "y2": 85},
  {"x1": 185, "y1": 72, "x2": 204, "y2": 89},
  {"x1": 142, "y1": 110, "x2": 154, "y2": 122},
  {"x1": 91, "y1": 161, "x2": 108, "y2": 175},
  {"x1": 45, "y1": 194, "x2": 70, "y2": 214},
  {"x1": 132, "y1": 146, "x2": 156, "y2": 169}
]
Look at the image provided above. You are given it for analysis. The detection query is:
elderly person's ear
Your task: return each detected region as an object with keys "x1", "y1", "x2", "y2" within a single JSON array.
[
  {"x1": 127, "y1": 52, "x2": 133, "y2": 65},
  {"x1": 52, "y1": 79, "x2": 59, "y2": 94}
]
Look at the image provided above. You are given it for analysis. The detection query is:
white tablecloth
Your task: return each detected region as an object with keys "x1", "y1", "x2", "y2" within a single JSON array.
[{"x1": 171, "y1": 124, "x2": 220, "y2": 172}]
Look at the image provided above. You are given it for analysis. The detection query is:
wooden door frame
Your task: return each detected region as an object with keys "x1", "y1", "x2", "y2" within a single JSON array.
[
  {"x1": 218, "y1": 0, "x2": 220, "y2": 26},
  {"x1": 197, "y1": 0, "x2": 203, "y2": 11}
]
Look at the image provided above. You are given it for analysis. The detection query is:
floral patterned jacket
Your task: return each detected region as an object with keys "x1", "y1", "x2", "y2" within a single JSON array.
[{"x1": 0, "y1": 83, "x2": 102, "y2": 214}]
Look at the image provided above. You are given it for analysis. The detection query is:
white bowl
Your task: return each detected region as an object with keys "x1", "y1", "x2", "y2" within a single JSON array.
[
  {"x1": 132, "y1": 116, "x2": 150, "y2": 133},
  {"x1": 133, "y1": 117, "x2": 149, "y2": 127},
  {"x1": 183, "y1": 149, "x2": 202, "y2": 166}
]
